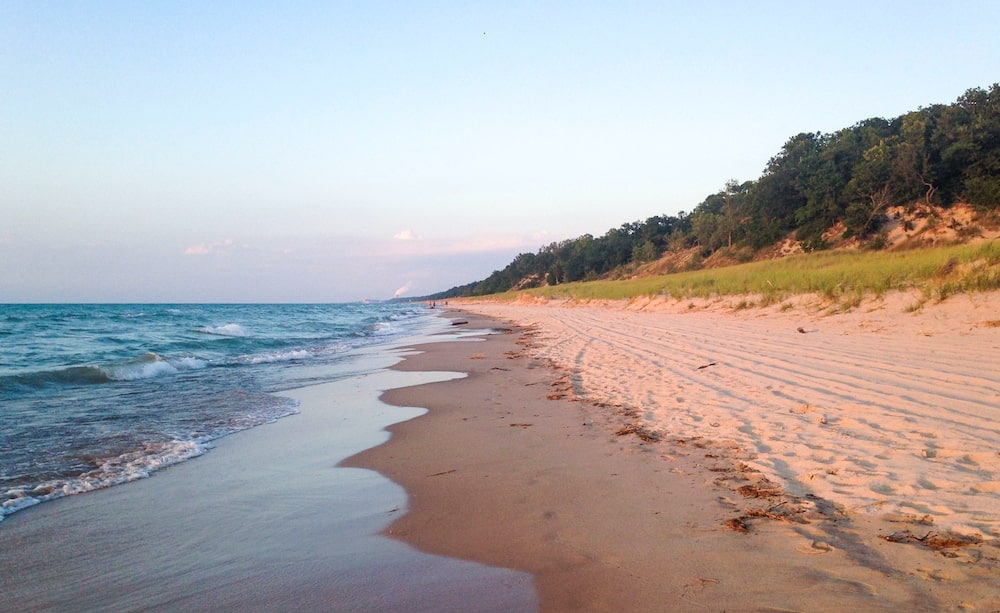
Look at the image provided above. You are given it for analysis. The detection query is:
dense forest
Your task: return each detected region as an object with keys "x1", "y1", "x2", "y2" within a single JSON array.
[{"x1": 431, "y1": 84, "x2": 1000, "y2": 299}]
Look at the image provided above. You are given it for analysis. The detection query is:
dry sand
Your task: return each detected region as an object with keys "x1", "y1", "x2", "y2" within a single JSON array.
[
  {"x1": 466, "y1": 292, "x2": 1000, "y2": 539},
  {"x1": 349, "y1": 296, "x2": 1000, "y2": 611}
]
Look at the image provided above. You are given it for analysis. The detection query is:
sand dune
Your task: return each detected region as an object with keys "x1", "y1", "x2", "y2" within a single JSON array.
[{"x1": 461, "y1": 292, "x2": 1000, "y2": 540}]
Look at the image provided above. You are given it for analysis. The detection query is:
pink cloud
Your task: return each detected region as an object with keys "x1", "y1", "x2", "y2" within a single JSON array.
[
  {"x1": 183, "y1": 238, "x2": 235, "y2": 256},
  {"x1": 393, "y1": 229, "x2": 420, "y2": 240}
]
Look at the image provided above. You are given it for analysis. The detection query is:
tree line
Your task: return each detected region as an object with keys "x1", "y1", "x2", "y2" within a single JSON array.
[{"x1": 431, "y1": 84, "x2": 1000, "y2": 299}]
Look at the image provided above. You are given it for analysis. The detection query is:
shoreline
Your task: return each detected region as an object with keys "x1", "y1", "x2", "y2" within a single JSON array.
[
  {"x1": 3, "y1": 298, "x2": 996, "y2": 610},
  {"x1": 348, "y1": 305, "x2": 1000, "y2": 610},
  {"x1": 0, "y1": 338, "x2": 535, "y2": 611}
]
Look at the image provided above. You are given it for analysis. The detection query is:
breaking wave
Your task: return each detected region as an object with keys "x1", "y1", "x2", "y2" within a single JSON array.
[
  {"x1": 197, "y1": 323, "x2": 249, "y2": 337},
  {"x1": 1, "y1": 354, "x2": 209, "y2": 389},
  {"x1": 1, "y1": 438, "x2": 208, "y2": 521},
  {"x1": 240, "y1": 349, "x2": 312, "y2": 364},
  {"x1": 101, "y1": 353, "x2": 206, "y2": 381}
]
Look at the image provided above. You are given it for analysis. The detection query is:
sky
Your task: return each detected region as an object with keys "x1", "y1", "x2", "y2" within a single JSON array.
[{"x1": 2, "y1": 2, "x2": 998, "y2": 302}]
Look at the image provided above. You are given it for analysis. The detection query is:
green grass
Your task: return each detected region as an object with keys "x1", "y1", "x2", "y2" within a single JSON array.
[{"x1": 490, "y1": 241, "x2": 1000, "y2": 308}]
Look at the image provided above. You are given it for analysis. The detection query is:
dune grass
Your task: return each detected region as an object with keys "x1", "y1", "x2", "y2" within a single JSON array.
[{"x1": 492, "y1": 241, "x2": 999, "y2": 309}]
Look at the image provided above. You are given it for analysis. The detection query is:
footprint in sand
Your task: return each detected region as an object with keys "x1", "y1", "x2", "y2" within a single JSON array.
[
  {"x1": 971, "y1": 481, "x2": 1000, "y2": 493},
  {"x1": 795, "y1": 540, "x2": 835, "y2": 554},
  {"x1": 717, "y1": 496, "x2": 738, "y2": 508},
  {"x1": 915, "y1": 567, "x2": 953, "y2": 582}
]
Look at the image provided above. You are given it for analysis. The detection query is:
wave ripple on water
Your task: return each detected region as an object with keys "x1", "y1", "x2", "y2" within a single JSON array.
[{"x1": 0, "y1": 302, "x2": 437, "y2": 522}]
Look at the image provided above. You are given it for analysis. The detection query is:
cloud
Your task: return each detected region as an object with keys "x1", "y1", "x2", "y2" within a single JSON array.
[
  {"x1": 183, "y1": 238, "x2": 235, "y2": 256},
  {"x1": 437, "y1": 236, "x2": 533, "y2": 254},
  {"x1": 183, "y1": 243, "x2": 212, "y2": 255},
  {"x1": 393, "y1": 229, "x2": 420, "y2": 240},
  {"x1": 373, "y1": 232, "x2": 541, "y2": 259},
  {"x1": 393, "y1": 281, "x2": 414, "y2": 298}
]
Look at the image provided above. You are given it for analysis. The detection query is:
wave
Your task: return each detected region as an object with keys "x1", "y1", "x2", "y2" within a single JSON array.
[
  {"x1": 0, "y1": 395, "x2": 300, "y2": 523},
  {"x1": 197, "y1": 323, "x2": 249, "y2": 337},
  {"x1": 239, "y1": 349, "x2": 312, "y2": 365},
  {"x1": 227, "y1": 337, "x2": 357, "y2": 366},
  {"x1": 1, "y1": 438, "x2": 209, "y2": 522},
  {"x1": 101, "y1": 353, "x2": 207, "y2": 381},
  {"x1": 1, "y1": 354, "x2": 208, "y2": 389},
  {"x1": 2, "y1": 365, "x2": 111, "y2": 388},
  {"x1": 371, "y1": 321, "x2": 400, "y2": 336}
]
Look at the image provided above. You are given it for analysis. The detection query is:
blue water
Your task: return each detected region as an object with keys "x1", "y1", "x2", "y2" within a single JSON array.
[{"x1": 0, "y1": 302, "x2": 440, "y2": 521}]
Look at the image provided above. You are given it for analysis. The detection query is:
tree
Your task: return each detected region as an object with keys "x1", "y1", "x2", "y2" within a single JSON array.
[
  {"x1": 895, "y1": 109, "x2": 942, "y2": 205},
  {"x1": 958, "y1": 84, "x2": 1000, "y2": 209},
  {"x1": 690, "y1": 212, "x2": 723, "y2": 251},
  {"x1": 723, "y1": 179, "x2": 741, "y2": 248},
  {"x1": 632, "y1": 240, "x2": 658, "y2": 263},
  {"x1": 844, "y1": 140, "x2": 894, "y2": 236}
]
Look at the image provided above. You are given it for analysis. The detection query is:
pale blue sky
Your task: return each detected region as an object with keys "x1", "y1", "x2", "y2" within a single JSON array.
[{"x1": 2, "y1": 1, "x2": 998, "y2": 302}]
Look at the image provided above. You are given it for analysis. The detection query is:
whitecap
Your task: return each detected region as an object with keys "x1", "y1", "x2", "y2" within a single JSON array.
[
  {"x1": 101, "y1": 353, "x2": 178, "y2": 381},
  {"x1": 372, "y1": 322, "x2": 397, "y2": 336},
  {"x1": 198, "y1": 323, "x2": 249, "y2": 337},
  {"x1": 242, "y1": 349, "x2": 312, "y2": 364},
  {"x1": 173, "y1": 357, "x2": 208, "y2": 370}
]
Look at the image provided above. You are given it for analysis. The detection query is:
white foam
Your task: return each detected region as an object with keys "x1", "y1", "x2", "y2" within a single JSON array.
[
  {"x1": 245, "y1": 349, "x2": 312, "y2": 364},
  {"x1": 199, "y1": 323, "x2": 248, "y2": 337},
  {"x1": 102, "y1": 353, "x2": 178, "y2": 381},
  {"x1": 96, "y1": 354, "x2": 207, "y2": 382},
  {"x1": 173, "y1": 357, "x2": 208, "y2": 370},
  {"x1": 372, "y1": 322, "x2": 397, "y2": 336},
  {"x1": 1, "y1": 439, "x2": 210, "y2": 522},
  {"x1": 1, "y1": 492, "x2": 42, "y2": 519}
]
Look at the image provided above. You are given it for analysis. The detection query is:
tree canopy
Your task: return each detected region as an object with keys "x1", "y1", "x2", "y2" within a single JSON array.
[{"x1": 430, "y1": 84, "x2": 1000, "y2": 299}]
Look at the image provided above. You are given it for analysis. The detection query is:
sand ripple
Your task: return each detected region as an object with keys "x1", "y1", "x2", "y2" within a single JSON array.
[{"x1": 465, "y1": 293, "x2": 1000, "y2": 538}]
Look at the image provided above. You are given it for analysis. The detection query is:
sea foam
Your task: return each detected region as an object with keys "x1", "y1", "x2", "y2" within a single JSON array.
[
  {"x1": 1, "y1": 439, "x2": 209, "y2": 522},
  {"x1": 244, "y1": 349, "x2": 312, "y2": 364},
  {"x1": 100, "y1": 353, "x2": 207, "y2": 381},
  {"x1": 198, "y1": 323, "x2": 249, "y2": 337}
]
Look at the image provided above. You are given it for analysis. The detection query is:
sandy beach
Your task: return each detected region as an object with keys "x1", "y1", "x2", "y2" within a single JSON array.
[
  {"x1": 3, "y1": 295, "x2": 997, "y2": 610},
  {"x1": 350, "y1": 295, "x2": 999, "y2": 610}
]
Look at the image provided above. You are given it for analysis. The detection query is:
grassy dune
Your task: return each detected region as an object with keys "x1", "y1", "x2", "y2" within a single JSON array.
[{"x1": 498, "y1": 241, "x2": 1000, "y2": 310}]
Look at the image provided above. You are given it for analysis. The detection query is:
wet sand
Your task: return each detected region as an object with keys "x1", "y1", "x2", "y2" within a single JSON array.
[
  {"x1": 0, "y1": 350, "x2": 535, "y2": 612},
  {"x1": 349, "y1": 304, "x2": 1000, "y2": 611}
]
